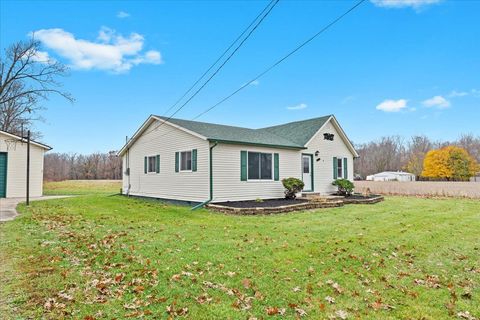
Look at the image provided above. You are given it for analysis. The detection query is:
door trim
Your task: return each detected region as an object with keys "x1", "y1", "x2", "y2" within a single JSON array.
[
  {"x1": 301, "y1": 153, "x2": 314, "y2": 192},
  {"x1": 0, "y1": 152, "x2": 7, "y2": 198}
]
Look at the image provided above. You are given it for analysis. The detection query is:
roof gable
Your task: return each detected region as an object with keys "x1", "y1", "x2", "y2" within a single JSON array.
[
  {"x1": 119, "y1": 114, "x2": 357, "y2": 155},
  {"x1": 258, "y1": 115, "x2": 331, "y2": 146},
  {"x1": 0, "y1": 130, "x2": 52, "y2": 150}
]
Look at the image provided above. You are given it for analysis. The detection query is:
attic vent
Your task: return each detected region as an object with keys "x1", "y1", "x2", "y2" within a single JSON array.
[{"x1": 323, "y1": 133, "x2": 334, "y2": 141}]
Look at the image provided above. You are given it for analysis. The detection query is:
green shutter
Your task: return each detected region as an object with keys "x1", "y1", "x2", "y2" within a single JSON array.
[
  {"x1": 343, "y1": 157, "x2": 348, "y2": 179},
  {"x1": 333, "y1": 157, "x2": 338, "y2": 179},
  {"x1": 144, "y1": 156, "x2": 147, "y2": 174},
  {"x1": 175, "y1": 152, "x2": 179, "y2": 172},
  {"x1": 156, "y1": 155, "x2": 160, "y2": 173},
  {"x1": 192, "y1": 149, "x2": 197, "y2": 172},
  {"x1": 274, "y1": 153, "x2": 279, "y2": 181},
  {"x1": 240, "y1": 151, "x2": 247, "y2": 181}
]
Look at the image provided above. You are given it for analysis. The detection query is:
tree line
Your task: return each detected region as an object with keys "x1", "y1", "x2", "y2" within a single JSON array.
[
  {"x1": 44, "y1": 152, "x2": 122, "y2": 181},
  {"x1": 354, "y1": 134, "x2": 480, "y2": 180}
]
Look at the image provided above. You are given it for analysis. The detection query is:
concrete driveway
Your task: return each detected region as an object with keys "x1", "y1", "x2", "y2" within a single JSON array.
[{"x1": 0, "y1": 196, "x2": 72, "y2": 222}]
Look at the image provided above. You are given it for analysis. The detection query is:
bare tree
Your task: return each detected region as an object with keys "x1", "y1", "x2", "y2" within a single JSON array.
[
  {"x1": 403, "y1": 135, "x2": 432, "y2": 178},
  {"x1": 0, "y1": 39, "x2": 73, "y2": 135},
  {"x1": 44, "y1": 152, "x2": 122, "y2": 181}
]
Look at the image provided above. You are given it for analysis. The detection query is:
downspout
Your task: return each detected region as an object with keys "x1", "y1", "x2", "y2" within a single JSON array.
[{"x1": 191, "y1": 141, "x2": 218, "y2": 210}]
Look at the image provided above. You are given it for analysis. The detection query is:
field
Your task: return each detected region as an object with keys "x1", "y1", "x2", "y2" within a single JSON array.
[
  {"x1": 354, "y1": 181, "x2": 480, "y2": 198},
  {"x1": 1, "y1": 181, "x2": 479, "y2": 319},
  {"x1": 43, "y1": 180, "x2": 122, "y2": 195}
]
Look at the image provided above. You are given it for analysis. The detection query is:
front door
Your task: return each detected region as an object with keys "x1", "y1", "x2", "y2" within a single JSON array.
[
  {"x1": 302, "y1": 154, "x2": 313, "y2": 191},
  {"x1": 0, "y1": 152, "x2": 7, "y2": 198}
]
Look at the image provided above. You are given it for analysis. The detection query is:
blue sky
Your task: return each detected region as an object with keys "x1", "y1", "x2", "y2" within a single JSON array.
[{"x1": 1, "y1": 0, "x2": 479, "y2": 153}]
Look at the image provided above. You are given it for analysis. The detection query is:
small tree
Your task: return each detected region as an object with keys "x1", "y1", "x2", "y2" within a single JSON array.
[
  {"x1": 332, "y1": 179, "x2": 354, "y2": 196},
  {"x1": 422, "y1": 146, "x2": 478, "y2": 181},
  {"x1": 282, "y1": 178, "x2": 304, "y2": 199}
]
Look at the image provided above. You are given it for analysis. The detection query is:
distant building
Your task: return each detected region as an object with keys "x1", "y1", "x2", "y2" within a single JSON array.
[
  {"x1": 366, "y1": 171, "x2": 416, "y2": 182},
  {"x1": 470, "y1": 174, "x2": 480, "y2": 182}
]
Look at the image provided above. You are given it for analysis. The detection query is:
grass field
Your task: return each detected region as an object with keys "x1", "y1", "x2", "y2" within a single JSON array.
[
  {"x1": 43, "y1": 180, "x2": 121, "y2": 195},
  {"x1": 1, "y1": 181, "x2": 479, "y2": 319}
]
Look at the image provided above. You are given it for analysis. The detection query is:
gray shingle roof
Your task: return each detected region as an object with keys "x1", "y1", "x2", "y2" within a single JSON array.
[
  {"x1": 259, "y1": 115, "x2": 331, "y2": 146},
  {"x1": 155, "y1": 115, "x2": 332, "y2": 149}
]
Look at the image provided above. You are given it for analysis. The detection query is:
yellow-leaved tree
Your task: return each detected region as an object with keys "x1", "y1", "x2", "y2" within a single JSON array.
[{"x1": 422, "y1": 146, "x2": 479, "y2": 180}]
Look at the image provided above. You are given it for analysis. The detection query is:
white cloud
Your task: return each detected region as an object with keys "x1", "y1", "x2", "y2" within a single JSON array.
[
  {"x1": 287, "y1": 103, "x2": 307, "y2": 110},
  {"x1": 448, "y1": 90, "x2": 468, "y2": 98},
  {"x1": 376, "y1": 99, "x2": 408, "y2": 112},
  {"x1": 371, "y1": 0, "x2": 440, "y2": 9},
  {"x1": 117, "y1": 11, "x2": 130, "y2": 18},
  {"x1": 27, "y1": 49, "x2": 53, "y2": 63},
  {"x1": 423, "y1": 95, "x2": 450, "y2": 108},
  {"x1": 33, "y1": 27, "x2": 162, "y2": 73}
]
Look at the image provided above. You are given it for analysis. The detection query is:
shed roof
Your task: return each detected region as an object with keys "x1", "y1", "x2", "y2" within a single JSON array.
[{"x1": 0, "y1": 130, "x2": 52, "y2": 150}]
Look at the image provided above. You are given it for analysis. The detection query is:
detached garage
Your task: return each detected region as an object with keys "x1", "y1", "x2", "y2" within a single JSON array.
[{"x1": 0, "y1": 130, "x2": 51, "y2": 198}]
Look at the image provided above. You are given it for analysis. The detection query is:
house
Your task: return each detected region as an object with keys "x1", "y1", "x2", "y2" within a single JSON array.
[
  {"x1": 0, "y1": 130, "x2": 51, "y2": 198},
  {"x1": 118, "y1": 114, "x2": 358, "y2": 204},
  {"x1": 366, "y1": 171, "x2": 416, "y2": 182},
  {"x1": 470, "y1": 173, "x2": 480, "y2": 182}
]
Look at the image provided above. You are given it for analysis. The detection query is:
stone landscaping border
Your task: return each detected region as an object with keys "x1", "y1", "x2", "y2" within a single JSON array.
[
  {"x1": 207, "y1": 200, "x2": 343, "y2": 215},
  {"x1": 342, "y1": 195, "x2": 384, "y2": 204},
  {"x1": 206, "y1": 195, "x2": 384, "y2": 215}
]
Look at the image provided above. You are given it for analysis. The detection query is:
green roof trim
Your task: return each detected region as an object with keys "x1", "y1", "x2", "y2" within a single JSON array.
[{"x1": 154, "y1": 115, "x2": 332, "y2": 150}]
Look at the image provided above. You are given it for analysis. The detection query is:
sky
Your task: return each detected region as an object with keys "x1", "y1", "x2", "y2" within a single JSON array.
[{"x1": 1, "y1": 0, "x2": 479, "y2": 153}]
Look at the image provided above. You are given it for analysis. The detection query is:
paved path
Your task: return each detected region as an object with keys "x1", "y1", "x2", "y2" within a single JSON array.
[{"x1": 0, "y1": 196, "x2": 72, "y2": 222}]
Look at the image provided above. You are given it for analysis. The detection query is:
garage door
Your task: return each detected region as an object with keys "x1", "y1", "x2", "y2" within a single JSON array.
[{"x1": 0, "y1": 152, "x2": 7, "y2": 198}]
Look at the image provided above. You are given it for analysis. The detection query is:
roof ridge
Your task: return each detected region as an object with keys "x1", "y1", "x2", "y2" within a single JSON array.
[
  {"x1": 259, "y1": 114, "x2": 332, "y2": 130},
  {"x1": 155, "y1": 115, "x2": 258, "y2": 131}
]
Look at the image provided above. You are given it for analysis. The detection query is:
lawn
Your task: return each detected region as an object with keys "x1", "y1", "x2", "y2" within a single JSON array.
[
  {"x1": 43, "y1": 180, "x2": 122, "y2": 195},
  {"x1": 1, "y1": 182, "x2": 479, "y2": 319}
]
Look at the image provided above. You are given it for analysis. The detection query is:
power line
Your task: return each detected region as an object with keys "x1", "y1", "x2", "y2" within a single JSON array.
[
  {"x1": 144, "y1": 0, "x2": 280, "y2": 138},
  {"x1": 161, "y1": 0, "x2": 279, "y2": 117},
  {"x1": 136, "y1": 0, "x2": 366, "y2": 145},
  {"x1": 191, "y1": 0, "x2": 366, "y2": 121}
]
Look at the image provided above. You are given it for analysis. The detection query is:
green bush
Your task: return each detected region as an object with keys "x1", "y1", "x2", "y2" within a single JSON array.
[
  {"x1": 332, "y1": 179, "x2": 354, "y2": 196},
  {"x1": 282, "y1": 177, "x2": 305, "y2": 199}
]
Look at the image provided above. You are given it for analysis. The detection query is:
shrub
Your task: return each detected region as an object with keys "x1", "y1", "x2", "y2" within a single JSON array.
[
  {"x1": 332, "y1": 179, "x2": 354, "y2": 196},
  {"x1": 282, "y1": 177, "x2": 305, "y2": 199}
]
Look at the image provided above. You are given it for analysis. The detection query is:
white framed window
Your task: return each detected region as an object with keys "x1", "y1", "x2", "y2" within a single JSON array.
[
  {"x1": 247, "y1": 151, "x2": 272, "y2": 180},
  {"x1": 147, "y1": 156, "x2": 157, "y2": 173},
  {"x1": 180, "y1": 150, "x2": 192, "y2": 171},
  {"x1": 337, "y1": 157, "x2": 343, "y2": 179}
]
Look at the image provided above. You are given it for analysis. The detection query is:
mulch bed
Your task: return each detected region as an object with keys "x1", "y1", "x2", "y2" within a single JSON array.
[{"x1": 214, "y1": 198, "x2": 309, "y2": 208}]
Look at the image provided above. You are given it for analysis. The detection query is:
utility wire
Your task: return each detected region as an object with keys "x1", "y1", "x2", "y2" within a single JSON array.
[
  {"x1": 161, "y1": 0, "x2": 279, "y2": 117},
  {"x1": 192, "y1": 0, "x2": 366, "y2": 121},
  {"x1": 143, "y1": 0, "x2": 280, "y2": 138},
  {"x1": 136, "y1": 0, "x2": 365, "y2": 145}
]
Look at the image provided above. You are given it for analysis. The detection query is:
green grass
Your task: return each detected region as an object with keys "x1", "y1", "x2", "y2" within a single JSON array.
[
  {"x1": 1, "y1": 184, "x2": 479, "y2": 319},
  {"x1": 43, "y1": 179, "x2": 121, "y2": 195}
]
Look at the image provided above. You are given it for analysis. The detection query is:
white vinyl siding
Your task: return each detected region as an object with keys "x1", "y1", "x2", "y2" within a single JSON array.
[
  {"x1": 123, "y1": 121, "x2": 209, "y2": 202},
  {"x1": 0, "y1": 132, "x2": 46, "y2": 198},
  {"x1": 211, "y1": 144, "x2": 300, "y2": 202},
  {"x1": 304, "y1": 120, "x2": 355, "y2": 194}
]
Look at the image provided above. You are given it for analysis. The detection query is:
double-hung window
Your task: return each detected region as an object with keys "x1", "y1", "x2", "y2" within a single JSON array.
[
  {"x1": 337, "y1": 157, "x2": 343, "y2": 179},
  {"x1": 145, "y1": 155, "x2": 160, "y2": 174},
  {"x1": 247, "y1": 152, "x2": 272, "y2": 180},
  {"x1": 148, "y1": 156, "x2": 157, "y2": 173},
  {"x1": 180, "y1": 151, "x2": 192, "y2": 171}
]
